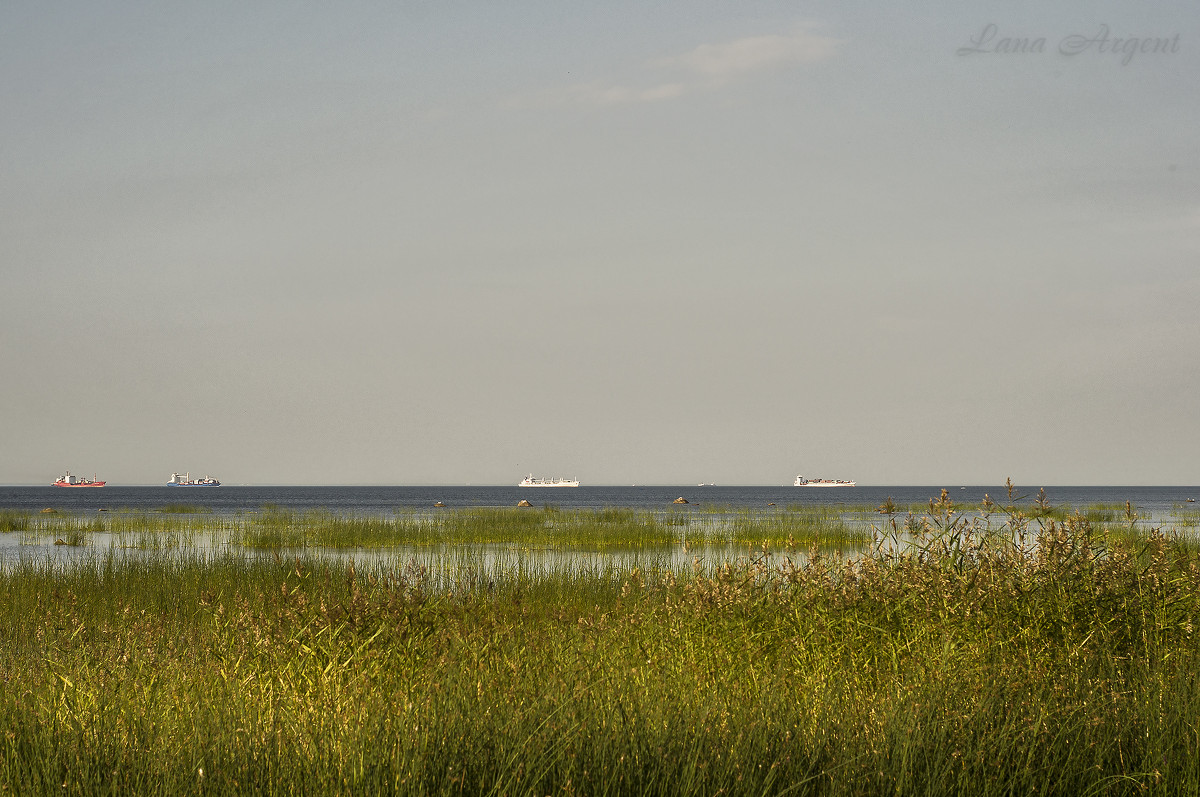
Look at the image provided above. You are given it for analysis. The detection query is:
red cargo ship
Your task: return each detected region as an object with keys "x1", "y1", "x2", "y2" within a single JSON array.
[{"x1": 53, "y1": 471, "x2": 106, "y2": 487}]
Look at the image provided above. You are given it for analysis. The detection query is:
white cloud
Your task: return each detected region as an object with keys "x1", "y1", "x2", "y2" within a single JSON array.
[
  {"x1": 535, "y1": 23, "x2": 840, "y2": 107},
  {"x1": 564, "y1": 80, "x2": 688, "y2": 106},
  {"x1": 658, "y1": 26, "x2": 841, "y2": 82}
]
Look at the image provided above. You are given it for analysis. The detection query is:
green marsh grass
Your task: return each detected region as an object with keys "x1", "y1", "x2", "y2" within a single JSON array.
[
  {"x1": 230, "y1": 505, "x2": 872, "y2": 554},
  {"x1": 0, "y1": 510, "x2": 31, "y2": 532},
  {"x1": 234, "y1": 506, "x2": 683, "y2": 551},
  {"x1": 4, "y1": 496, "x2": 1200, "y2": 795},
  {"x1": 1082, "y1": 502, "x2": 1128, "y2": 523},
  {"x1": 4, "y1": 511, "x2": 235, "y2": 555},
  {"x1": 1171, "y1": 506, "x2": 1200, "y2": 529},
  {"x1": 695, "y1": 505, "x2": 872, "y2": 552}
]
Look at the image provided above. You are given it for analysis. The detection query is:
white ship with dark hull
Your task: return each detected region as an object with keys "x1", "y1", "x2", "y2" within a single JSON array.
[
  {"x1": 167, "y1": 472, "x2": 221, "y2": 487},
  {"x1": 794, "y1": 475, "x2": 855, "y2": 487},
  {"x1": 519, "y1": 474, "x2": 579, "y2": 487}
]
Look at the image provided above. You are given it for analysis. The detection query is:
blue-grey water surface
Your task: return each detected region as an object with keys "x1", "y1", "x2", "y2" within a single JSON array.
[{"x1": 2, "y1": 484, "x2": 1196, "y2": 517}]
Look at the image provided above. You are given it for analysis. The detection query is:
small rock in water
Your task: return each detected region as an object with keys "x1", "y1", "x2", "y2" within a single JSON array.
[
  {"x1": 672, "y1": 497, "x2": 689, "y2": 504},
  {"x1": 517, "y1": 499, "x2": 533, "y2": 507}
]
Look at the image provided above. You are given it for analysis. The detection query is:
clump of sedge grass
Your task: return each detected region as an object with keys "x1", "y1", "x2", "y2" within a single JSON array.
[{"x1": 0, "y1": 510, "x2": 31, "y2": 532}]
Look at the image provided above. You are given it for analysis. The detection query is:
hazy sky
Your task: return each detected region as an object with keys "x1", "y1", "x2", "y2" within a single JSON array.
[{"x1": 2, "y1": 1, "x2": 1197, "y2": 485}]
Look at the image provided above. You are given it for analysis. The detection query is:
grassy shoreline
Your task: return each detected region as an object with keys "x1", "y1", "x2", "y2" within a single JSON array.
[{"x1": 2, "y1": 495, "x2": 1200, "y2": 794}]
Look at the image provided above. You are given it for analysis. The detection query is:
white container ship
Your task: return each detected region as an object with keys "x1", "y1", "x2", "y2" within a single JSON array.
[
  {"x1": 795, "y1": 475, "x2": 855, "y2": 487},
  {"x1": 167, "y1": 472, "x2": 221, "y2": 487},
  {"x1": 519, "y1": 474, "x2": 579, "y2": 487}
]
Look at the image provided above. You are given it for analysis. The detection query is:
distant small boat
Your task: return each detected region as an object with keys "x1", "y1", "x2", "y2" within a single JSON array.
[
  {"x1": 53, "y1": 471, "x2": 105, "y2": 487},
  {"x1": 519, "y1": 474, "x2": 579, "y2": 487},
  {"x1": 167, "y1": 472, "x2": 220, "y2": 487}
]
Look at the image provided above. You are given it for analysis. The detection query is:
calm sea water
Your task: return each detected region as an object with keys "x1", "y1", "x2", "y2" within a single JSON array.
[{"x1": 1, "y1": 485, "x2": 1197, "y2": 518}]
